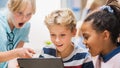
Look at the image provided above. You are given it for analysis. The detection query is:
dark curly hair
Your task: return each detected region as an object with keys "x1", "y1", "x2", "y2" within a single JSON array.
[{"x1": 83, "y1": 0, "x2": 120, "y2": 45}]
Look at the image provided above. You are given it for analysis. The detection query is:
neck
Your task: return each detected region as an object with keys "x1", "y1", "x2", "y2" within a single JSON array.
[
  {"x1": 57, "y1": 43, "x2": 74, "y2": 58},
  {"x1": 101, "y1": 43, "x2": 117, "y2": 56}
]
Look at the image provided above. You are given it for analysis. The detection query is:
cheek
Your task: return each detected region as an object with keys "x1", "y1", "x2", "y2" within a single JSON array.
[
  {"x1": 89, "y1": 42, "x2": 103, "y2": 56},
  {"x1": 50, "y1": 36, "x2": 57, "y2": 43},
  {"x1": 63, "y1": 37, "x2": 71, "y2": 43},
  {"x1": 13, "y1": 15, "x2": 20, "y2": 22},
  {"x1": 88, "y1": 39, "x2": 102, "y2": 56},
  {"x1": 51, "y1": 37, "x2": 54, "y2": 42},
  {"x1": 90, "y1": 46, "x2": 101, "y2": 56},
  {"x1": 26, "y1": 16, "x2": 32, "y2": 21}
]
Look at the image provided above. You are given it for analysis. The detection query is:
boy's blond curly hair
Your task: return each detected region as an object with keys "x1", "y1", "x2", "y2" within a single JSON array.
[{"x1": 44, "y1": 8, "x2": 76, "y2": 32}]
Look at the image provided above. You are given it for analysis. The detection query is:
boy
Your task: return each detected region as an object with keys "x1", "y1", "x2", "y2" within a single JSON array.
[{"x1": 39, "y1": 8, "x2": 94, "y2": 68}]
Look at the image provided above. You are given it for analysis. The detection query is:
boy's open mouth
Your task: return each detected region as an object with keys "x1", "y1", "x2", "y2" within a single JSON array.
[{"x1": 56, "y1": 44, "x2": 63, "y2": 47}]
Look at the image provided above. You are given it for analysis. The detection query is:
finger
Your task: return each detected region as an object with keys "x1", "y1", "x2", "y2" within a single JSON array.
[
  {"x1": 28, "y1": 48, "x2": 36, "y2": 54},
  {"x1": 25, "y1": 52, "x2": 33, "y2": 58}
]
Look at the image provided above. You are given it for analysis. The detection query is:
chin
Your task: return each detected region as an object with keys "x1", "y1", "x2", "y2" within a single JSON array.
[
  {"x1": 91, "y1": 53, "x2": 98, "y2": 57},
  {"x1": 57, "y1": 48, "x2": 63, "y2": 52},
  {"x1": 16, "y1": 27, "x2": 21, "y2": 28},
  {"x1": 16, "y1": 26, "x2": 23, "y2": 29}
]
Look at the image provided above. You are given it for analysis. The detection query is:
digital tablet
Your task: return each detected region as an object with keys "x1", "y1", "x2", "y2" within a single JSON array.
[{"x1": 17, "y1": 58, "x2": 64, "y2": 68}]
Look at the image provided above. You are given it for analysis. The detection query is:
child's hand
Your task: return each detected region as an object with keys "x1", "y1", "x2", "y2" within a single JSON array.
[{"x1": 16, "y1": 48, "x2": 35, "y2": 58}]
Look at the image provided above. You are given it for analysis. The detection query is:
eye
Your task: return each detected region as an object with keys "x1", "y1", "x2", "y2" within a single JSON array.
[
  {"x1": 50, "y1": 34, "x2": 55, "y2": 36},
  {"x1": 60, "y1": 34, "x2": 65, "y2": 37},
  {"x1": 26, "y1": 13, "x2": 32, "y2": 17},
  {"x1": 18, "y1": 12, "x2": 23, "y2": 15},
  {"x1": 84, "y1": 36, "x2": 88, "y2": 40},
  {"x1": 83, "y1": 34, "x2": 89, "y2": 40}
]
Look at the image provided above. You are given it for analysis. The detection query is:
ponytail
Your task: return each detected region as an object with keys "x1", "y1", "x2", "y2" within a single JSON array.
[
  {"x1": 106, "y1": 0, "x2": 120, "y2": 33},
  {"x1": 110, "y1": 5, "x2": 120, "y2": 33}
]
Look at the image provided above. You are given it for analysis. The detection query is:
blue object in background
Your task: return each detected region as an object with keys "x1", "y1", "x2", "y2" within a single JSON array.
[
  {"x1": 0, "y1": 0, "x2": 8, "y2": 9},
  {"x1": 72, "y1": 7, "x2": 80, "y2": 21}
]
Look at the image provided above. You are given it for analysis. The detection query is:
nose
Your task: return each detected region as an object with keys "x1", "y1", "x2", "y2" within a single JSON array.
[
  {"x1": 55, "y1": 37, "x2": 60, "y2": 43},
  {"x1": 21, "y1": 16, "x2": 28, "y2": 22}
]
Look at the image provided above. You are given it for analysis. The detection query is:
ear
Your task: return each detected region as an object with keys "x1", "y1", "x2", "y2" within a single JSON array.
[
  {"x1": 102, "y1": 30, "x2": 110, "y2": 40},
  {"x1": 72, "y1": 28, "x2": 77, "y2": 37}
]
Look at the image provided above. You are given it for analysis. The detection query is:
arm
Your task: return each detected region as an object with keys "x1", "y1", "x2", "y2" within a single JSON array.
[
  {"x1": 8, "y1": 41, "x2": 33, "y2": 68},
  {"x1": 16, "y1": 41, "x2": 24, "y2": 48},
  {"x1": 0, "y1": 47, "x2": 35, "y2": 62}
]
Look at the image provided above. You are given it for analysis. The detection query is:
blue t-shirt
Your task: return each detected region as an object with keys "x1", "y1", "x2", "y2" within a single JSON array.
[{"x1": 0, "y1": 13, "x2": 30, "y2": 68}]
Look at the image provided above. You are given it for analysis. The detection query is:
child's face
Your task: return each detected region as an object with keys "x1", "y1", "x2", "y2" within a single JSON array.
[
  {"x1": 49, "y1": 25, "x2": 76, "y2": 52},
  {"x1": 12, "y1": 2, "x2": 33, "y2": 28},
  {"x1": 81, "y1": 22, "x2": 105, "y2": 56}
]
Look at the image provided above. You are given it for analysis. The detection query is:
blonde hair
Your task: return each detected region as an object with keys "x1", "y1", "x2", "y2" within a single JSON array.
[
  {"x1": 44, "y1": 8, "x2": 76, "y2": 32},
  {"x1": 8, "y1": 0, "x2": 36, "y2": 14}
]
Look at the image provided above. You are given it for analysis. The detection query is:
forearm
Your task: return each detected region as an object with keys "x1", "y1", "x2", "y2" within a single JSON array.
[
  {"x1": 16, "y1": 41, "x2": 24, "y2": 48},
  {"x1": 0, "y1": 42, "x2": 34, "y2": 62},
  {"x1": 0, "y1": 49, "x2": 19, "y2": 62}
]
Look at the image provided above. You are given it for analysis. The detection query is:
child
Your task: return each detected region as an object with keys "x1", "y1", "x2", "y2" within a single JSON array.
[
  {"x1": 81, "y1": 0, "x2": 120, "y2": 68},
  {"x1": 39, "y1": 8, "x2": 94, "y2": 68},
  {"x1": 0, "y1": 0, "x2": 36, "y2": 67}
]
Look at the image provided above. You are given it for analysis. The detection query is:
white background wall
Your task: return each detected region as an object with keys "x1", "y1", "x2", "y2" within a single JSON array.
[{"x1": 24, "y1": 0, "x2": 61, "y2": 49}]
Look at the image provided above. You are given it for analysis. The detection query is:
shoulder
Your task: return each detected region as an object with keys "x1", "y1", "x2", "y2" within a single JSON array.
[
  {"x1": 106, "y1": 46, "x2": 120, "y2": 62},
  {"x1": 0, "y1": 8, "x2": 8, "y2": 21},
  {"x1": 0, "y1": 14, "x2": 7, "y2": 33},
  {"x1": 73, "y1": 46, "x2": 90, "y2": 59},
  {"x1": 43, "y1": 45, "x2": 56, "y2": 53},
  {"x1": 110, "y1": 52, "x2": 120, "y2": 61},
  {"x1": 73, "y1": 46, "x2": 93, "y2": 64},
  {"x1": 0, "y1": 13, "x2": 7, "y2": 24},
  {"x1": 63, "y1": 45, "x2": 91, "y2": 61},
  {"x1": 63, "y1": 46, "x2": 94, "y2": 68}
]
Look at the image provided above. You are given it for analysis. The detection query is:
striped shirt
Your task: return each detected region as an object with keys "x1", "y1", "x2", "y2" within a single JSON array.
[{"x1": 39, "y1": 44, "x2": 94, "y2": 68}]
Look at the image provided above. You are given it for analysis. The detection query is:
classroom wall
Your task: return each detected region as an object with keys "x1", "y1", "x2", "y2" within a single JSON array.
[{"x1": 24, "y1": 0, "x2": 61, "y2": 49}]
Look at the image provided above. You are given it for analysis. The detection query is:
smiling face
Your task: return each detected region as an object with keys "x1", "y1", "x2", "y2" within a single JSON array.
[
  {"x1": 49, "y1": 25, "x2": 76, "y2": 52},
  {"x1": 81, "y1": 22, "x2": 105, "y2": 56}
]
